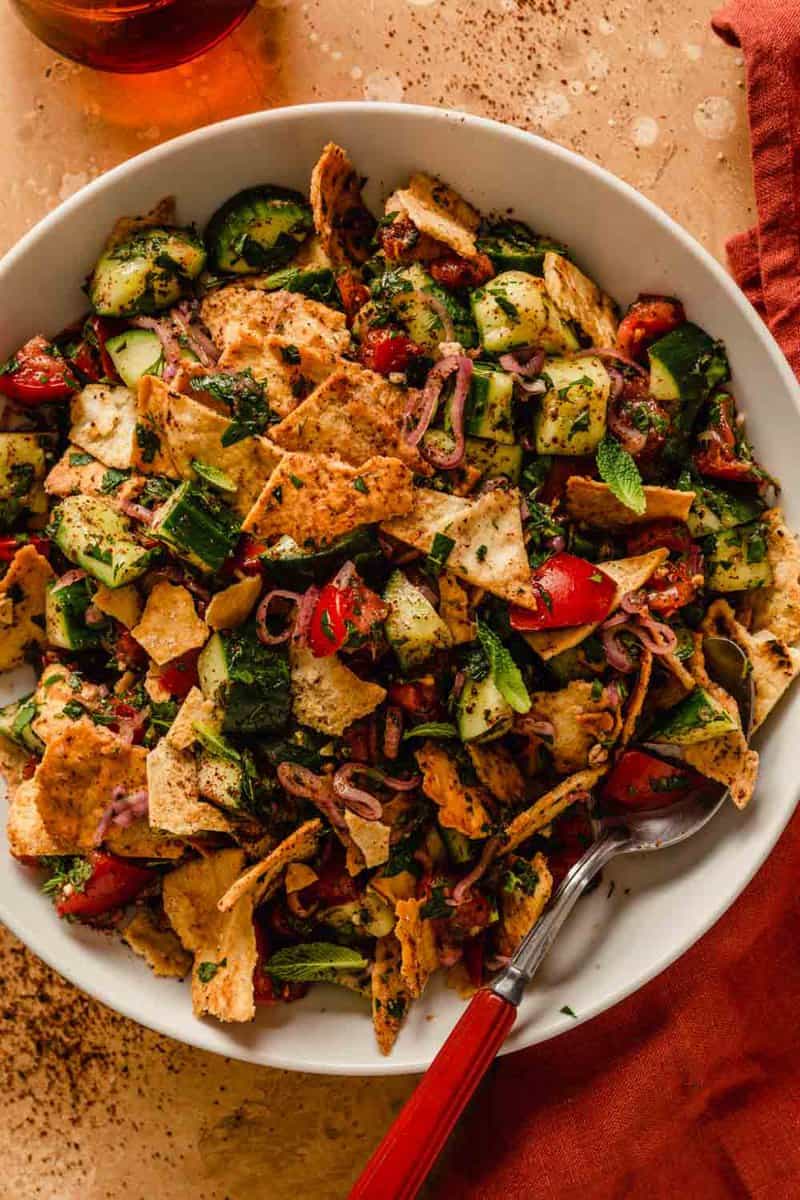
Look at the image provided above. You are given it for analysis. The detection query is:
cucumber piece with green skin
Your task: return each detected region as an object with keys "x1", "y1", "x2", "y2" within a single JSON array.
[
  {"x1": 198, "y1": 749, "x2": 245, "y2": 812},
  {"x1": 383, "y1": 569, "x2": 452, "y2": 671},
  {"x1": 471, "y1": 271, "x2": 579, "y2": 355},
  {"x1": 0, "y1": 696, "x2": 43, "y2": 755},
  {"x1": 547, "y1": 640, "x2": 606, "y2": 685},
  {"x1": 648, "y1": 322, "x2": 729, "y2": 403},
  {"x1": 89, "y1": 226, "x2": 206, "y2": 318},
  {"x1": 420, "y1": 430, "x2": 523, "y2": 484},
  {"x1": 676, "y1": 471, "x2": 764, "y2": 537},
  {"x1": 477, "y1": 220, "x2": 569, "y2": 275},
  {"x1": 46, "y1": 577, "x2": 106, "y2": 651},
  {"x1": 457, "y1": 673, "x2": 514, "y2": 742},
  {"x1": 445, "y1": 362, "x2": 516, "y2": 444},
  {"x1": 151, "y1": 481, "x2": 240, "y2": 574},
  {"x1": 393, "y1": 263, "x2": 477, "y2": 351},
  {"x1": 190, "y1": 461, "x2": 237, "y2": 494},
  {"x1": 257, "y1": 265, "x2": 338, "y2": 305},
  {"x1": 260, "y1": 528, "x2": 384, "y2": 592},
  {"x1": 0, "y1": 433, "x2": 51, "y2": 527},
  {"x1": 51, "y1": 495, "x2": 154, "y2": 588},
  {"x1": 205, "y1": 185, "x2": 313, "y2": 275},
  {"x1": 105, "y1": 330, "x2": 163, "y2": 388},
  {"x1": 649, "y1": 686, "x2": 739, "y2": 745},
  {"x1": 318, "y1": 890, "x2": 396, "y2": 940},
  {"x1": 535, "y1": 355, "x2": 610, "y2": 456},
  {"x1": 198, "y1": 622, "x2": 291, "y2": 735},
  {"x1": 440, "y1": 825, "x2": 475, "y2": 866},
  {"x1": 704, "y1": 520, "x2": 772, "y2": 592}
]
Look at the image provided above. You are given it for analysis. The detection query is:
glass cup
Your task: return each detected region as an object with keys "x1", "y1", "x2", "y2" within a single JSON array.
[{"x1": 10, "y1": 0, "x2": 258, "y2": 73}]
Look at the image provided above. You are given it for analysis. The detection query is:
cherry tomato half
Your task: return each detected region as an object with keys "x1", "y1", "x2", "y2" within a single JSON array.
[
  {"x1": 0, "y1": 335, "x2": 79, "y2": 405},
  {"x1": 615, "y1": 295, "x2": 686, "y2": 361},
  {"x1": 307, "y1": 578, "x2": 388, "y2": 658},
  {"x1": 55, "y1": 852, "x2": 153, "y2": 919},
  {"x1": 429, "y1": 252, "x2": 494, "y2": 291},
  {"x1": 626, "y1": 520, "x2": 693, "y2": 558},
  {"x1": 359, "y1": 328, "x2": 424, "y2": 377},
  {"x1": 602, "y1": 749, "x2": 707, "y2": 812},
  {"x1": 509, "y1": 552, "x2": 616, "y2": 632},
  {"x1": 0, "y1": 535, "x2": 50, "y2": 563},
  {"x1": 158, "y1": 648, "x2": 201, "y2": 698},
  {"x1": 693, "y1": 395, "x2": 761, "y2": 483}
]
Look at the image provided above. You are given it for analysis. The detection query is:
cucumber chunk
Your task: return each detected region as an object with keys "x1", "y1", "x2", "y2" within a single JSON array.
[
  {"x1": 105, "y1": 329, "x2": 163, "y2": 388},
  {"x1": 318, "y1": 890, "x2": 396, "y2": 939},
  {"x1": 441, "y1": 825, "x2": 475, "y2": 866},
  {"x1": 198, "y1": 622, "x2": 291, "y2": 734},
  {"x1": 676, "y1": 471, "x2": 764, "y2": 538},
  {"x1": 151, "y1": 481, "x2": 240, "y2": 574},
  {"x1": 0, "y1": 432, "x2": 50, "y2": 528},
  {"x1": 205, "y1": 185, "x2": 313, "y2": 275},
  {"x1": 477, "y1": 220, "x2": 568, "y2": 275},
  {"x1": 471, "y1": 271, "x2": 579, "y2": 355},
  {"x1": 0, "y1": 695, "x2": 43, "y2": 755},
  {"x1": 383, "y1": 569, "x2": 452, "y2": 671},
  {"x1": 535, "y1": 355, "x2": 610, "y2": 455},
  {"x1": 258, "y1": 265, "x2": 338, "y2": 305},
  {"x1": 51, "y1": 495, "x2": 153, "y2": 588},
  {"x1": 392, "y1": 263, "x2": 477, "y2": 351},
  {"x1": 449, "y1": 362, "x2": 516, "y2": 444},
  {"x1": 89, "y1": 226, "x2": 206, "y2": 317},
  {"x1": 457, "y1": 673, "x2": 514, "y2": 742},
  {"x1": 648, "y1": 322, "x2": 729, "y2": 405},
  {"x1": 191, "y1": 461, "x2": 237, "y2": 494},
  {"x1": 650, "y1": 686, "x2": 739, "y2": 745},
  {"x1": 260, "y1": 528, "x2": 383, "y2": 593},
  {"x1": 704, "y1": 520, "x2": 772, "y2": 592},
  {"x1": 46, "y1": 577, "x2": 105, "y2": 651}
]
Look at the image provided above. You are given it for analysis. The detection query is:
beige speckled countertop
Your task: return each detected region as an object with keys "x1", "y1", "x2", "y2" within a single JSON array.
[{"x1": 0, "y1": 2, "x2": 754, "y2": 1197}]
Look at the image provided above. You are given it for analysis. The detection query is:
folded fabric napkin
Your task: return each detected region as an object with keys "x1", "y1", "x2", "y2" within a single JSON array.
[{"x1": 435, "y1": 5, "x2": 800, "y2": 1195}]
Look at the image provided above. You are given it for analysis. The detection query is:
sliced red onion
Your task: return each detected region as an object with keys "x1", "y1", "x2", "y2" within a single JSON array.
[
  {"x1": 602, "y1": 626, "x2": 636, "y2": 673},
  {"x1": 452, "y1": 669, "x2": 466, "y2": 701},
  {"x1": 84, "y1": 604, "x2": 105, "y2": 628},
  {"x1": 171, "y1": 303, "x2": 218, "y2": 366},
  {"x1": 407, "y1": 355, "x2": 473, "y2": 472},
  {"x1": 54, "y1": 568, "x2": 87, "y2": 589},
  {"x1": 634, "y1": 613, "x2": 678, "y2": 656},
  {"x1": 332, "y1": 763, "x2": 383, "y2": 821},
  {"x1": 131, "y1": 315, "x2": 183, "y2": 381},
  {"x1": 292, "y1": 585, "x2": 321, "y2": 645},
  {"x1": 383, "y1": 706, "x2": 403, "y2": 760},
  {"x1": 608, "y1": 401, "x2": 647, "y2": 456},
  {"x1": 621, "y1": 590, "x2": 648, "y2": 615},
  {"x1": 368, "y1": 767, "x2": 421, "y2": 792},
  {"x1": 546, "y1": 534, "x2": 566, "y2": 553},
  {"x1": 255, "y1": 588, "x2": 302, "y2": 646},
  {"x1": 574, "y1": 347, "x2": 648, "y2": 376},
  {"x1": 450, "y1": 836, "x2": 500, "y2": 905},
  {"x1": 330, "y1": 559, "x2": 359, "y2": 592},
  {"x1": 394, "y1": 289, "x2": 455, "y2": 344},
  {"x1": 119, "y1": 496, "x2": 155, "y2": 525},
  {"x1": 277, "y1": 762, "x2": 349, "y2": 836},
  {"x1": 603, "y1": 680, "x2": 622, "y2": 709},
  {"x1": 514, "y1": 377, "x2": 548, "y2": 398},
  {"x1": 94, "y1": 787, "x2": 149, "y2": 844},
  {"x1": 514, "y1": 714, "x2": 556, "y2": 741},
  {"x1": 499, "y1": 348, "x2": 545, "y2": 378}
]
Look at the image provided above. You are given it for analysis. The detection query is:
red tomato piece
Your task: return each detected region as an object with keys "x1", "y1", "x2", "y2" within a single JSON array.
[
  {"x1": 0, "y1": 335, "x2": 79, "y2": 405},
  {"x1": 626, "y1": 520, "x2": 693, "y2": 558},
  {"x1": 225, "y1": 533, "x2": 267, "y2": 577},
  {"x1": 645, "y1": 559, "x2": 701, "y2": 617},
  {"x1": 693, "y1": 394, "x2": 760, "y2": 483},
  {"x1": 307, "y1": 578, "x2": 387, "y2": 658},
  {"x1": 114, "y1": 628, "x2": 148, "y2": 670},
  {"x1": 537, "y1": 456, "x2": 597, "y2": 505},
  {"x1": 429, "y1": 252, "x2": 494, "y2": 291},
  {"x1": 0, "y1": 535, "x2": 50, "y2": 563},
  {"x1": 509, "y1": 552, "x2": 616, "y2": 632},
  {"x1": 602, "y1": 749, "x2": 706, "y2": 812},
  {"x1": 158, "y1": 648, "x2": 201, "y2": 698},
  {"x1": 387, "y1": 678, "x2": 439, "y2": 716},
  {"x1": 55, "y1": 852, "x2": 153, "y2": 919},
  {"x1": 336, "y1": 271, "x2": 371, "y2": 322},
  {"x1": 359, "y1": 328, "x2": 423, "y2": 376},
  {"x1": 615, "y1": 295, "x2": 686, "y2": 361}
]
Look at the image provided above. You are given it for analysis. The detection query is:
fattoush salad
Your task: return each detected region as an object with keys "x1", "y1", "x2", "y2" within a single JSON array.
[{"x1": 1, "y1": 143, "x2": 799, "y2": 1053}]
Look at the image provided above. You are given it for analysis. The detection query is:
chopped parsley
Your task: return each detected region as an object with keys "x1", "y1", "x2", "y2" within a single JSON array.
[
  {"x1": 288, "y1": 473, "x2": 305, "y2": 490},
  {"x1": 353, "y1": 476, "x2": 369, "y2": 495},
  {"x1": 41, "y1": 855, "x2": 92, "y2": 899},
  {"x1": 426, "y1": 531, "x2": 455, "y2": 576},
  {"x1": 191, "y1": 370, "x2": 272, "y2": 446},
  {"x1": 69, "y1": 451, "x2": 94, "y2": 466},
  {"x1": 100, "y1": 467, "x2": 130, "y2": 494},
  {"x1": 197, "y1": 958, "x2": 227, "y2": 984},
  {"x1": 135, "y1": 422, "x2": 161, "y2": 464}
]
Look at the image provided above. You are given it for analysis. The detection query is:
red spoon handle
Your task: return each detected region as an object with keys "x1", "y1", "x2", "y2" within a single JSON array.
[{"x1": 349, "y1": 988, "x2": 516, "y2": 1200}]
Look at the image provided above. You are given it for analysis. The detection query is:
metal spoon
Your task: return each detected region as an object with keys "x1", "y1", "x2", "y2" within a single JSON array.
[{"x1": 350, "y1": 636, "x2": 754, "y2": 1200}]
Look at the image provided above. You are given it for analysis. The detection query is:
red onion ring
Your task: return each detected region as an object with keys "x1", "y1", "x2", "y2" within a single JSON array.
[
  {"x1": 574, "y1": 347, "x2": 648, "y2": 376},
  {"x1": 499, "y1": 348, "x2": 545, "y2": 378},
  {"x1": 94, "y1": 787, "x2": 149, "y2": 844},
  {"x1": 255, "y1": 588, "x2": 302, "y2": 646},
  {"x1": 131, "y1": 315, "x2": 183, "y2": 382},
  {"x1": 602, "y1": 625, "x2": 636, "y2": 673},
  {"x1": 514, "y1": 714, "x2": 556, "y2": 741},
  {"x1": 406, "y1": 356, "x2": 472, "y2": 469},
  {"x1": 383, "y1": 707, "x2": 403, "y2": 760},
  {"x1": 333, "y1": 763, "x2": 384, "y2": 821},
  {"x1": 450, "y1": 836, "x2": 500, "y2": 905},
  {"x1": 277, "y1": 762, "x2": 349, "y2": 836},
  {"x1": 54, "y1": 568, "x2": 87, "y2": 589},
  {"x1": 394, "y1": 289, "x2": 455, "y2": 344},
  {"x1": 119, "y1": 496, "x2": 155, "y2": 525},
  {"x1": 292, "y1": 585, "x2": 321, "y2": 645}
]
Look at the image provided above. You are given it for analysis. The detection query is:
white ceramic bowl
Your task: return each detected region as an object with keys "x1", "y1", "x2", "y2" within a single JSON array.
[{"x1": 2, "y1": 103, "x2": 799, "y2": 1076}]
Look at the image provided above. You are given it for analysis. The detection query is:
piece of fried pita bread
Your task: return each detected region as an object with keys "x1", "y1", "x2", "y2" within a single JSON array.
[
  {"x1": 385, "y1": 173, "x2": 480, "y2": 260},
  {"x1": 500, "y1": 765, "x2": 607, "y2": 854},
  {"x1": 747, "y1": 508, "x2": 800, "y2": 646},
  {"x1": 703, "y1": 598, "x2": 800, "y2": 732},
  {"x1": 372, "y1": 934, "x2": 411, "y2": 1055},
  {"x1": 394, "y1": 897, "x2": 439, "y2": 998},
  {"x1": 0, "y1": 545, "x2": 53, "y2": 671},
  {"x1": 310, "y1": 142, "x2": 376, "y2": 264},
  {"x1": 217, "y1": 819, "x2": 322, "y2": 913},
  {"x1": 566, "y1": 477, "x2": 694, "y2": 528}
]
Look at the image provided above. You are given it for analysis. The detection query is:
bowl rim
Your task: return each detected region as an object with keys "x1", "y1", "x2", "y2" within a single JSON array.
[{"x1": 1, "y1": 100, "x2": 798, "y2": 1075}]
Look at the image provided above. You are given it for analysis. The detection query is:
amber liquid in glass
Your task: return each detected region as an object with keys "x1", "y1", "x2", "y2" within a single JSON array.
[{"x1": 11, "y1": 0, "x2": 257, "y2": 72}]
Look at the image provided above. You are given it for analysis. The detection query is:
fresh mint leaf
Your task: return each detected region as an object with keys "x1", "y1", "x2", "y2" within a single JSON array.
[
  {"x1": 101, "y1": 467, "x2": 130, "y2": 494},
  {"x1": 191, "y1": 370, "x2": 272, "y2": 447},
  {"x1": 426, "y1": 532, "x2": 455, "y2": 577},
  {"x1": 402, "y1": 722, "x2": 459, "y2": 742},
  {"x1": 476, "y1": 620, "x2": 531, "y2": 714},
  {"x1": 265, "y1": 942, "x2": 368, "y2": 983},
  {"x1": 596, "y1": 435, "x2": 646, "y2": 516}
]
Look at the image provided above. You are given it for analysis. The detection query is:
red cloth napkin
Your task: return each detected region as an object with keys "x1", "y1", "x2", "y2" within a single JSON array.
[{"x1": 434, "y1": 5, "x2": 800, "y2": 1196}]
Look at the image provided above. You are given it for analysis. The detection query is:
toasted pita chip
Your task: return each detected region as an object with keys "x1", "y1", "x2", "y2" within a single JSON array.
[
  {"x1": 466, "y1": 743, "x2": 526, "y2": 805},
  {"x1": 526, "y1": 680, "x2": 619, "y2": 773},
  {"x1": 0, "y1": 733, "x2": 31, "y2": 798},
  {"x1": 495, "y1": 852, "x2": 553, "y2": 957},
  {"x1": 289, "y1": 644, "x2": 386, "y2": 736},
  {"x1": 134, "y1": 376, "x2": 281, "y2": 516},
  {"x1": 285, "y1": 862, "x2": 318, "y2": 893},
  {"x1": 501, "y1": 766, "x2": 607, "y2": 854},
  {"x1": 245, "y1": 451, "x2": 413, "y2": 549},
  {"x1": 394, "y1": 897, "x2": 440, "y2": 998},
  {"x1": 344, "y1": 810, "x2": 391, "y2": 869},
  {"x1": 166, "y1": 687, "x2": 220, "y2": 752},
  {"x1": 131, "y1": 582, "x2": 208, "y2": 666},
  {"x1": 0, "y1": 545, "x2": 53, "y2": 671},
  {"x1": 147, "y1": 737, "x2": 231, "y2": 837},
  {"x1": 372, "y1": 934, "x2": 410, "y2": 1056},
  {"x1": 200, "y1": 285, "x2": 350, "y2": 356},
  {"x1": 310, "y1": 142, "x2": 376, "y2": 264},
  {"x1": 619, "y1": 649, "x2": 653, "y2": 748},
  {"x1": 45, "y1": 445, "x2": 138, "y2": 510},
  {"x1": 34, "y1": 718, "x2": 145, "y2": 848},
  {"x1": 93, "y1": 583, "x2": 142, "y2": 629},
  {"x1": 205, "y1": 576, "x2": 261, "y2": 631},
  {"x1": 702, "y1": 598, "x2": 800, "y2": 731},
  {"x1": 748, "y1": 508, "x2": 800, "y2": 645},
  {"x1": 217, "y1": 330, "x2": 337, "y2": 420},
  {"x1": 415, "y1": 741, "x2": 493, "y2": 838},
  {"x1": 123, "y1": 908, "x2": 193, "y2": 978},
  {"x1": 523, "y1": 549, "x2": 668, "y2": 660},
  {"x1": 70, "y1": 384, "x2": 137, "y2": 470},
  {"x1": 543, "y1": 252, "x2": 618, "y2": 346},
  {"x1": 386, "y1": 173, "x2": 480, "y2": 260},
  {"x1": 31, "y1": 665, "x2": 106, "y2": 745},
  {"x1": 163, "y1": 848, "x2": 257, "y2": 1022},
  {"x1": 566, "y1": 477, "x2": 694, "y2": 528},
  {"x1": 7, "y1": 778, "x2": 71, "y2": 858},
  {"x1": 438, "y1": 572, "x2": 475, "y2": 644},
  {"x1": 382, "y1": 486, "x2": 538, "y2": 609},
  {"x1": 371, "y1": 869, "x2": 418, "y2": 908},
  {"x1": 217, "y1": 819, "x2": 322, "y2": 913},
  {"x1": 269, "y1": 363, "x2": 426, "y2": 472}
]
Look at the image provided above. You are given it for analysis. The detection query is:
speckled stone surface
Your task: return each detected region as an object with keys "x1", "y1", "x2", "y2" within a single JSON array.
[{"x1": 0, "y1": 2, "x2": 754, "y2": 1197}]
